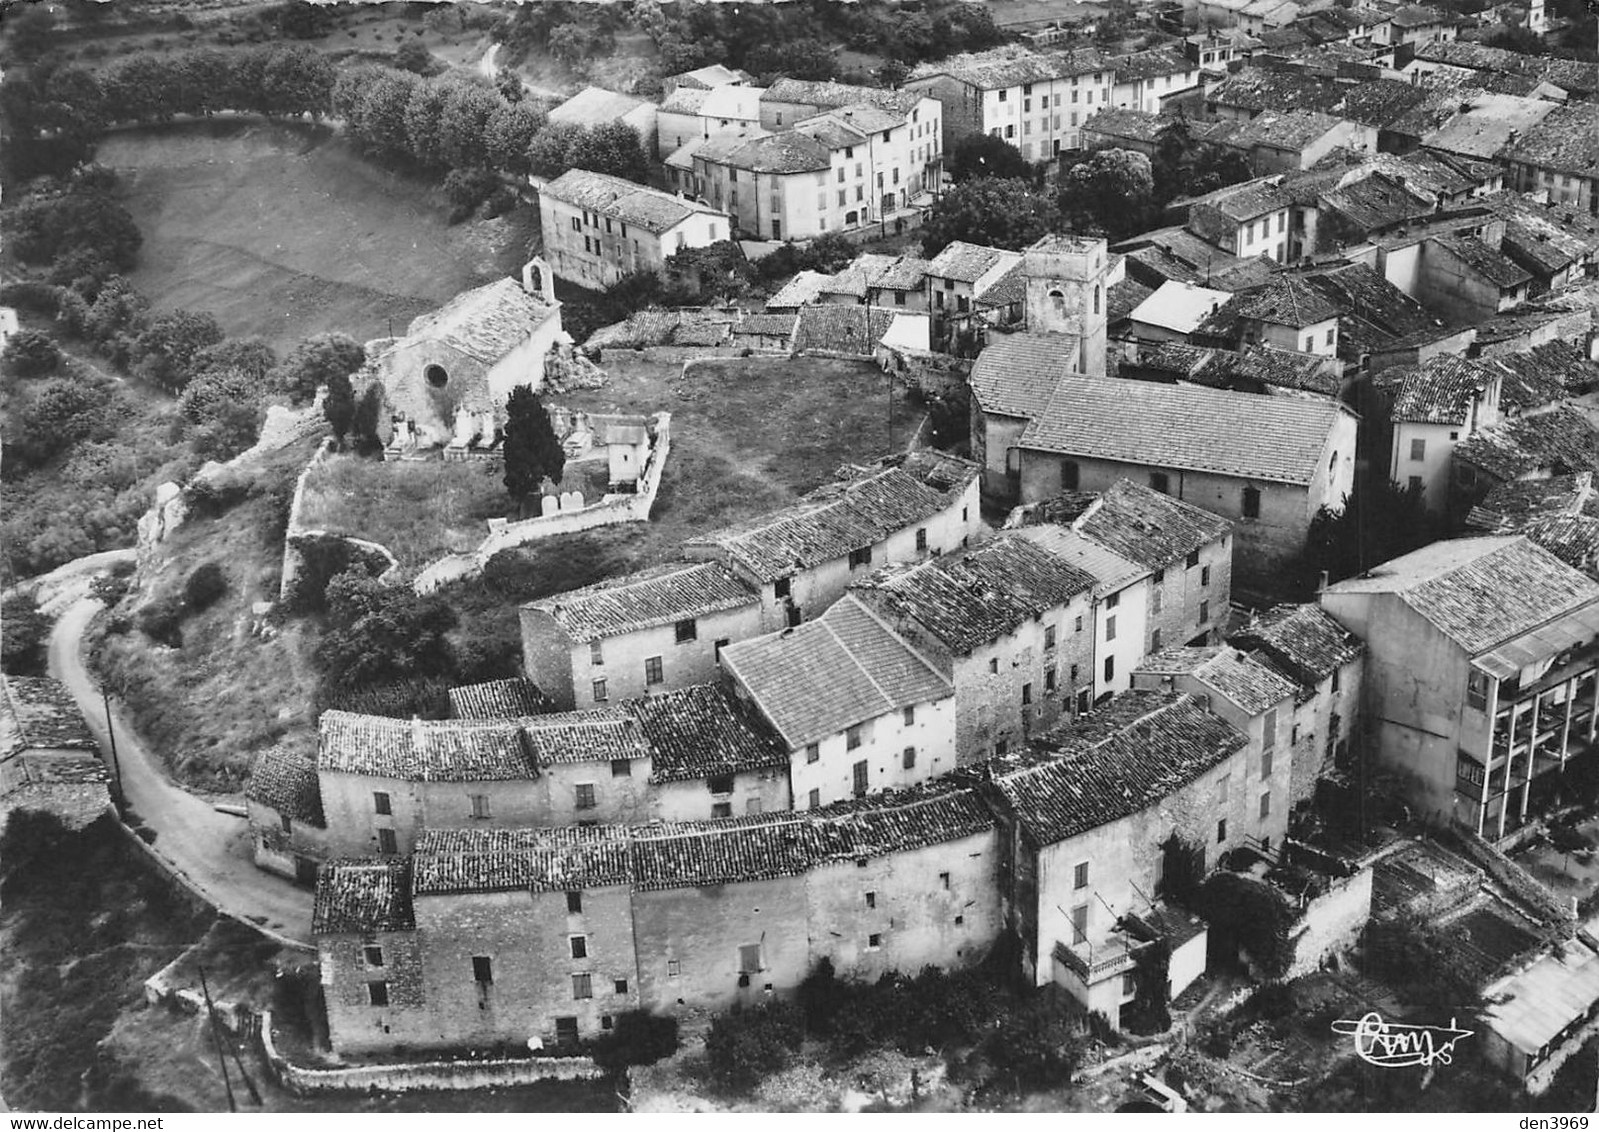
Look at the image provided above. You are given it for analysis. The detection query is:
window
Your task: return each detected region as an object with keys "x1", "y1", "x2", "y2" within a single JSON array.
[
  {"x1": 739, "y1": 944, "x2": 762, "y2": 973},
  {"x1": 1218, "y1": 773, "x2": 1230, "y2": 803},
  {"x1": 373, "y1": 791, "x2": 392, "y2": 816},
  {"x1": 904, "y1": 705, "x2": 916, "y2": 727},
  {"x1": 1046, "y1": 666, "x2": 1057, "y2": 692},
  {"x1": 364, "y1": 945, "x2": 384, "y2": 967},
  {"x1": 916, "y1": 527, "x2": 927, "y2": 552},
  {"x1": 1245, "y1": 221, "x2": 1255, "y2": 243},
  {"x1": 1242, "y1": 486, "x2": 1261, "y2": 519},
  {"x1": 808, "y1": 788, "x2": 820, "y2": 809},
  {"x1": 709, "y1": 774, "x2": 734, "y2": 795},
  {"x1": 1410, "y1": 438, "x2": 1426, "y2": 462},
  {"x1": 1467, "y1": 670, "x2": 1489, "y2": 711},
  {"x1": 474, "y1": 955, "x2": 494, "y2": 984},
  {"x1": 1262, "y1": 746, "x2": 1274, "y2": 779},
  {"x1": 1074, "y1": 861, "x2": 1089, "y2": 890},
  {"x1": 367, "y1": 980, "x2": 389, "y2": 1007},
  {"x1": 1326, "y1": 328, "x2": 1336, "y2": 346},
  {"x1": 1103, "y1": 656, "x2": 1115, "y2": 683},
  {"x1": 1199, "y1": 599, "x2": 1210, "y2": 624},
  {"x1": 1304, "y1": 336, "x2": 1313, "y2": 353},
  {"x1": 645, "y1": 656, "x2": 664, "y2": 685},
  {"x1": 940, "y1": 871, "x2": 951, "y2": 890},
  {"x1": 573, "y1": 974, "x2": 593, "y2": 1000},
  {"x1": 868, "y1": 933, "x2": 882, "y2": 949},
  {"x1": 1217, "y1": 818, "x2": 1227, "y2": 843},
  {"x1": 668, "y1": 959, "x2": 681, "y2": 978},
  {"x1": 989, "y1": 658, "x2": 999, "y2": 675},
  {"x1": 1070, "y1": 904, "x2": 1089, "y2": 945},
  {"x1": 1259, "y1": 791, "x2": 1272, "y2": 820},
  {"x1": 1263, "y1": 708, "x2": 1277, "y2": 754},
  {"x1": 1186, "y1": 549, "x2": 1201, "y2": 569},
  {"x1": 1045, "y1": 625, "x2": 1057, "y2": 651},
  {"x1": 571, "y1": 217, "x2": 581, "y2": 232},
  {"x1": 1150, "y1": 472, "x2": 1170, "y2": 494},
  {"x1": 470, "y1": 793, "x2": 490, "y2": 819},
  {"x1": 848, "y1": 545, "x2": 873, "y2": 569},
  {"x1": 280, "y1": 813, "x2": 292, "y2": 835},
  {"x1": 866, "y1": 891, "x2": 877, "y2": 909},
  {"x1": 1151, "y1": 628, "x2": 1162, "y2": 652},
  {"x1": 377, "y1": 828, "x2": 398, "y2": 855},
  {"x1": 675, "y1": 618, "x2": 697, "y2": 643},
  {"x1": 1331, "y1": 666, "x2": 1341, "y2": 693},
  {"x1": 1075, "y1": 616, "x2": 1084, "y2": 633},
  {"x1": 1201, "y1": 564, "x2": 1211, "y2": 588},
  {"x1": 903, "y1": 746, "x2": 916, "y2": 769},
  {"x1": 590, "y1": 641, "x2": 604, "y2": 666},
  {"x1": 1106, "y1": 615, "x2": 1117, "y2": 642},
  {"x1": 771, "y1": 219, "x2": 781, "y2": 239},
  {"x1": 1123, "y1": 971, "x2": 1138, "y2": 996},
  {"x1": 1152, "y1": 585, "x2": 1164, "y2": 616},
  {"x1": 1061, "y1": 460, "x2": 1080, "y2": 490},
  {"x1": 567, "y1": 890, "x2": 582, "y2": 914},
  {"x1": 1022, "y1": 683, "x2": 1033, "y2": 706},
  {"x1": 592, "y1": 679, "x2": 608, "y2": 703},
  {"x1": 774, "y1": 577, "x2": 791, "y2": 599},
  {"x1": 575, "y1": 783, "x2": 596, "y2": 811},
  {"x1": 998, "y1": 88, "x2": 1008, "y2": 101},
  {"x1": 611, "y1": 758, "x2": 631, "y2": 778},
  {"x1": 614, "y1": 979, "x2": 629, "y2": 996},
  {"x1": 853, "y1": 759, "x2": 869, "y2": 798},
  {"x1": 1105, "y1": 592, "x2": 1119, "y2": 610},
  {"x1": 1408, "y1": 475, "x2": 1422, "y2": 492},
  {"x1": 846, "y1": 724, "x2": 864, "y2": 750}
]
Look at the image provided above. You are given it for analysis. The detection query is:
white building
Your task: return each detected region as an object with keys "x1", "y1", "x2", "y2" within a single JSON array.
[{"x1": 537, "y1": 169, "x2": 731, "y2": 289}]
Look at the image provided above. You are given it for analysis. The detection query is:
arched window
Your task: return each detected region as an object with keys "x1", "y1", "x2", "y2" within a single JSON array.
[
  {"x1": 1049, "y1": 289, "x2": 1066, "y2": 319},
  {"x1": 424, "y1": 364, "x2": 448, "y2": 389}
]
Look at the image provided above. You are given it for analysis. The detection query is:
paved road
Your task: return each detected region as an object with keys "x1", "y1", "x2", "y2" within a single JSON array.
[{"x1": 49, "y1": 596, "x2": 314, "y2": 946}]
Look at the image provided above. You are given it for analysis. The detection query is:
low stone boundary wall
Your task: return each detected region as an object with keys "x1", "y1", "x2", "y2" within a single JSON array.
[
  {"x1": 259, "y1": 1011, "x2": 603, "y2": 1094},
  {"x1": 1282, "y1": 866, "x2": 1373, "y2": 980},
  {"x1": 1446, "y1": 828, "x2": 1576, "y2": 926}
]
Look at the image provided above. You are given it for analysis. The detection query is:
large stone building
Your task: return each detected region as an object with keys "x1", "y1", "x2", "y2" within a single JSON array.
[
  {"x1": 519, "y1": 561, "x2": 763, "y2": 711},
  {"x1": 537, "y1": 169, "x2": 731, "y2": 289},
  {"x1": 1320, "y1": 535, "x2": 1599, "y2": 838},
  {"x1": 684, "y1": 453, "x2": 983, "y2": 631},
  {"x1": 904, "y1": 47, "x2": 1113, "y2": 159}
]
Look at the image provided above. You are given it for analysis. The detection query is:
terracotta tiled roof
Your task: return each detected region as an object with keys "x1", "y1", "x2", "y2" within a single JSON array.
[
  {"x1": 1321, "y1": 172, "x2": 1435, "y2": 233},
  {"x1": 1298, "y1": 262, "x2": 1437, "y2": 359},
  {"x1": 790, "y1": 304, "x2": 898, "y2": 353},
  {"x1": 762, "y1": 79, "x2": 920, "y2": 116},
  {"x1": 686, "y1": 465, "x2": 958, "y2": 582},
  {"x1": 1107, "y1": 279, "x2": 1155, "y2": 325},
  {"x1": 1420, "y1": 94, "x2": 1557, "y2": 161},
  {"x1": 1469, "y1": 474, "x2": 1599, "y2": 532},
  {"x1": 1207, "y1": 71, "x2": 1428, "y2": 130},
  {"x1": 1109, "y1": 47, "x2": 1194, "y2": 82},
  {"x1": 522, "y1": 708, "x2": 650, "y2": 767},
  {"x1": 245, "y1": 746, "x2": 325, "y2": 826},
  {"x1": 970, "y1": 333, "x2": 1074, "y2": 419},
  {"x1": 313, "y1": 859, "x2": 414, "y2": 934},
  {"x1": 1387, "y1": 354, "x2": 1496, "y2": 425},
  {"x1": 1070, "y1": 479, "x2": 1234, "y2": 570},
  {"x1": 1010, "y1": 525, "x2": 1150, "y2": 598},
  {"x1": 986, "y1": 691, "x2": 1246, "y2": 846},
  {"x1": 924, "y1": 241, "x2": 1020, "y2": 284},
  {"x1": 1232, "y1": 603, "x2": 1365, "y2": 687},
  {"x1": 549, "y1": 86, "x2": 653, "y2": 127},
  {"x1": 1082, "y1": 108, "x2": 1169, "y2": 146},
  {"x1": 851, "y1": 534, "x2": 1095, "y2": 655},
  {"x1": 1323, "y1": 535, "x2": 1599, "y2": 654},
  {"x1": 627, "y1": 684, "x2": 788, "y2": 784},
  {"x1": 448, "y1": 678, "x2": 548, "y2": 721},
  {"x1": 317, "y1": 712, "x2": 535, "y2": 781},
  {"x1": 908, "y1": 46, "x2": 1106, "y2": 89},
  {"x1": 703, "y1": 129, "x2": 834, "y2": 174},
  {"x1": 1225, "y1": 275, "x2": 1344, "y2": 329},
  {"x1": 720, "y1": 597, "x2": 952, "y2": 749},
  {"x1": 0, "y1": 676, "x2": 98, "y2": 759},
  {"x1": 525, "y1": 561, "x2": 757, "y2": 644},
  {"x1": 1134, "y1": 645, "x2": 1298, "y2": 716},
  {"x1": 1518, "y1": 514, "x2": 1599, "y2": 580},
  {"x1": 1502, "y1": 102, "x2": 1599, "y2": 180},
  {"x1": 400, "y1": 277, "x2": 557, "y2": 367},
  {"x1": 765, "y1": 270, "x2": 832, "y2": 310},
  {"x1": 414, "y1": 826, "x2": 631, "y2": 895},
  {"x1": 542, "y1": 168, "x2": 723, "y2": 235},
  {"x1": 1018, "y1": 373, "x2": 1349, "y2": 486},
  {"x1": 870, "y1": 255, "x2": 931, "y2": 292},
  {"x1": 1433, "y1": 233, "x2": 1532, "y2": 290},
  {"x1": 1455, "y1": 408, "x2": 1599, "y2": 483}
]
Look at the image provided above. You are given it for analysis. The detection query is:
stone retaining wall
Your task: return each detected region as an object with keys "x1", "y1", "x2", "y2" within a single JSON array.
[
  {"x1": 1446, "y1": 828, "x2": 1576, "y2": 926},
  {"x1": 259, "y1": 1011, "x2": 603, "y2": 1094}
]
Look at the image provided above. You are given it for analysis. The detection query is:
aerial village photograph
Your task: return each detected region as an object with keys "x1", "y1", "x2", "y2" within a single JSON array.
[{"x1": 2, "y1": 0, "x2": 1599, "y2": 1120}]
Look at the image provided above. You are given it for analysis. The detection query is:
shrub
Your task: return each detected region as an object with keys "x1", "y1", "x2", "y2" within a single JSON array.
[
  {"x1": 182, "y1": 474, "x2": 253, "y2": 519},
  {"x1": 183, "y1": 562, "x2": 228, "y2": 612},
  {"x1": 984, "y1": 988, "x2": 1085, "y2": 1091},
  {"x1": 0, "y1": 281, "x2": 67, "y2": 315},
  {"x1": 1, "y1": 594, "x2": 53, "y2": 676},
  {"x1": 704, "y1": 1000, "x2": 805, "y2": 1093},
  {"x1": 443, "y1": 166, "x2": 498, "y2": 223},
  {"x1": 590, "y1": 1011, "x2": 679, "y2": 1072},
  {"x1": 89, "y1": 560, "x2": 136, "y2": 609},
  {"x1": 136, "y1": 591, "x2": 187, "y2": 648},
  {"x1": 2, "y1": 329, "x2": 64, "y2": 377}
]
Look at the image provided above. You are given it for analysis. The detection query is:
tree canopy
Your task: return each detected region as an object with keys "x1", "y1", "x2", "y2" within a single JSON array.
[
  {"x1": 1057, "y1": 147, "x2": 1155, "y2": 240},
  {"x1": 948, "y1": 132, "x2": 1034, "y2": 184},
  {"x1": 921, "y1": 176, "x2": 1063, "y2": 256},
  {"x1": 502, "y1": 385, "x2": 566, "y2": 509}
]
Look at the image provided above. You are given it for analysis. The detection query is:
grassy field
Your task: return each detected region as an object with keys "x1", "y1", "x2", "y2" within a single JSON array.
[
  {"x1": 98, "y1": 120, "x2": 541, "y2": 355},
  {"x1": 439, "y1": 353, "x2": 930, "y2": 672},
  {"x1": 298, "y1": 454, "x2": 511, "y2": 572}
]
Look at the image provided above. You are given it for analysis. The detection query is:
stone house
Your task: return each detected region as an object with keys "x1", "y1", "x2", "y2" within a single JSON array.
[
  {"x1": 1123, "y1": 280, "x2": 1234, "y2": 347},
  {"x1": 369, "y1": 261, "x2": 565, "y2": 451},
  {"x1": 720, "y1": 596, "x2": 956, "y2": 808},
  {"x1": 977, "y1": 369, "x2": 1358, "y2": 583},
  {"x1": 1376, "y1": 354, "x2": 1504, "y2": 519},
  {"x1": 1232, "y1": 602, "x2": 1367, "y2": 808},
  {"x1": 1180, "y1": 177, "x2": 1295, "y2": 263},
  {"x1": 1108, "y1": 48, "x2": 1202, "y2": 115},
  {"x1": 314, "y1": 782, "x2": 1000, "y2": 1055},
  {"x1": 537, "y1": 169, "x2": 731, "y2": 290},
  {"x1": 978, "y1": 690, "x2": 1285, "y2": 1020},
  {"x1": 847, "y1": 534, "x2": 1098, "y2": 764},
  {"x1": 0, "y1": 676, "x2": 112, "y2": 833},
  {"x1": 1452, "y1": 407, "x2": 1599, "y2": 518},
  {"x1": 684, "y1": 453, "x2": 983, "y2": 631},
  {"x1": 656, "y1": 82, "x2": 764, "y2": 160},
  {"x1": 923, "y1": 241, "x2": 1025, "y2": 348},
  {"x1": 519, "y1": 561, "x2": 763, "y2": 711},
  {"x1": 1008, "y1": 524, "x2": 1154, "y2": 703},
  {"x1": 903, "y1": 46, "x2": 1113, "y2": 159},
  {"x1": 1196, "y1": 275, "x2": 1344, "y2": 358},
  {"x1": 1320, "y1": 535, "x2": 1599, "y2": 838},
  {"x1": 1007, "y1": 479, "x2": 1236, "y2": 653},
  {"x1": 244, "y1": 746, "x2": 326, "y2": 885},
  {"x1": 627, "y1": 683, "x2": 791, "y2": 821}
]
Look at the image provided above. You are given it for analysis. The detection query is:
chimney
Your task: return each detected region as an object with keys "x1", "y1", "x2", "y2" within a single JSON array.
[{"x1": 1317, "y1": 569, "x2": 1330, "y2": 592}]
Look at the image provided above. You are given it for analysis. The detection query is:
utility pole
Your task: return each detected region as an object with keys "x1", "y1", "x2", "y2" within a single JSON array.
[
  {"x1": 101, "y1": 686, "x2": 123, "y2": 801},
  {"x1": 199, "y1": 965, "x2": 238, "y2": 1114}
]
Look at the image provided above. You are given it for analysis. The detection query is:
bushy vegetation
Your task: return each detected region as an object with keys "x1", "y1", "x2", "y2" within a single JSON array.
[
  {"x1": 314, "y1": 568, "x2": 460, "y2": 706},
  {"x1": 589, "y1": 1011, "x2": 680, "y2": 1073},
  {"x1": 1194, "y1": 870, "x2": 1297, "y2": 979},
  {"x1": 704, "y1": 1000, "x2": 807, "y2": 1092},
  {"x1": 1, "y1": 593, "x2": 53, "y2": 676}
]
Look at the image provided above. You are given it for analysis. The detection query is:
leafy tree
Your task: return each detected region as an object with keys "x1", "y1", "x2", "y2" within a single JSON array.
[
  {"x1": 324, "y1": 370, "x2": 356, "y2": 445},
  {"x1": 665, "y1": 240, "x2": 752, "y2": 302},
  {"x1": 439, "y1": 82, "x2": 502, "y2": 170},
  {"x1": 261, "y1": 45, "x2": 336, "y2": 119},
  {"x1": 484, "y1": 100, "x2": 544, "y2": 174},
  {"x1": 443, "y1": 166, "x2": 499, "y2": 222},
  {"x1": 8, "y1": 190, "x2": 142, "y2": 272},
  {"x1": 7, "y1": 6, "x2": 58, "y2": 62},
  {"x1": 745, "y1": 37, "x2": 837, "y2": 81},
  {"x1": 1057, "y1": 147, "x2": 1155, "y2": 239},
  {"x1": 1485, "y1": 22, "x2": 1547, "y2": 53},
  {"x1": 403, "y1": 79, "x2": 454, "y2": 168},
  {"x1": 1300, "y1": 475, "x2": 1433, "y2": 588},
  {"x1": 502, "y1": 385, "x2": 565, "y2": 513},
  {"x1": 704, "y1": 1001, "x2": 805, "y2": 1092},
  {"x1": 948, "y1": 132, "x2": 1033, "y2": 183},
  {"x1": 1151, "y1": 121, "x2": 1255, "y2": 205},
  {"x1": 189, "y1": 338, "x2": 277, "y2": 386},
  {"x1": 0, "y1": 594, "x2": 52, "y2": 676},
  {"x1": 272, "y1": 332, "x2": 366, "y2": 404},
  {"x1": 130, "y1": 310, "x2": 224, "y2": 392},
  {"x1": 589, "y1": 1011, "x2": 679, "y2": 1072},
  {"x1": 394, "y1": 39, "x2": 439, "y2": 75},
  {"x1": 183, "y1": 562, "x2": 228, "y2": 612},
  {"x1": 567, "y1": 121, "x2": 650, "y2": 184},
  {"x1": 921, "y1": 176, "x2": 1063, "y2": 256},
  {"x1": 526, "y1": 120, "x2": 584, "y2": 178},
  {"x1": 986, "y1": 990, "x2": 1084, "y2": 1091},
  {"x1": 177, "y1": 367, "x2": 262, "y2": 459},
  {"x1": 2, "y1": 329, "x2": 63, "y2": 378},
  {"x1": 352, "y1": 384, "x2": 385, "y2": 452},
  {"x1": 4, "y1": 372, "x2": 117, "y2": 469},
  {"x1": 315, "y1": 569, "x2": 459, "y2": 694},
  {"x1": 276, "y1": 0, "x2": 335, "y2": 39},
  {"x1": 493, "y1": 67, "x2": 526, "y2": 104}
]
